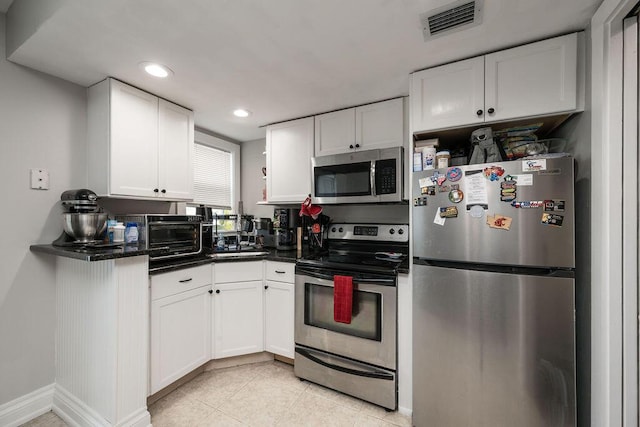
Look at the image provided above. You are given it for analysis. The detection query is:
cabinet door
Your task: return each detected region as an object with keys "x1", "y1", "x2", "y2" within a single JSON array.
[
  {"x1": 150, "y1": 285, "x2": 212, "y2": 394},
  {"x1": 264, "y1": 280, "x2": 294, "y2": 359},
  {"x1": 266, "y1": 117, "x2": 314, "y2": 203},
  {"x1": 355, "y1": 98, "x2": 404, "y2": 150},
  {"x1": 158, "y1": 100, "x2": 194, "y2": 201},
  {"x1": 484, "y1": 33, "x2": 578, "y2": 122},
  {"x1": 213, "y1": 280, "x2": 264, "y2": 359},
  {"x1": 410, "y1": 57, "x2": 485, "y2": 132},
  {"x1": 110, "y1": 80, "x2": 159, "y2": 197},
  {"x1": 314, "y1": 109, "x2": 356, "y2": 156}
]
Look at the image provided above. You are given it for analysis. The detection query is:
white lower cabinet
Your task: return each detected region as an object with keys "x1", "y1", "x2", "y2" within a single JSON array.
[
  {"x1": 150, "y1": 265, "x2": 212, "y2": 395},
  {"x1": 212, "y1": 262, "x2": 265, "y2": 359},
  {"x1": 264, "y1": 261, "x2": 295, "y2": 358}
]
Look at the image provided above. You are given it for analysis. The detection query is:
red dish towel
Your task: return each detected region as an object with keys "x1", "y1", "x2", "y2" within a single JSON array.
[{"x1": 334, "y1": 275, "x2": 353, "y2": 324}]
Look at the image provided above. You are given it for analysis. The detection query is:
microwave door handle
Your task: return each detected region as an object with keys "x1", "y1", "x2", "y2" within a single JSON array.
[{"x1": 370, "y1": 160, "x2": 376, "y2": 196}]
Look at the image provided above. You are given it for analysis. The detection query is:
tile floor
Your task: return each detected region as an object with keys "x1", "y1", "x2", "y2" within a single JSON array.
[{"x1": 22, "y1": 360, "x2": 412, "y2": 427}]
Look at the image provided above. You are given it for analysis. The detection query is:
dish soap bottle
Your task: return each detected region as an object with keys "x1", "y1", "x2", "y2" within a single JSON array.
[{"x1": 216, "y1": 233, "x2": 225, "y2": 251}]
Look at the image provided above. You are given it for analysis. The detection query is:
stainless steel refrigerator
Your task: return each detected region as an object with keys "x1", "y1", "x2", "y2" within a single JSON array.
[{"x1": 412, "y1": 156, "x2": 575, "y2": 427}]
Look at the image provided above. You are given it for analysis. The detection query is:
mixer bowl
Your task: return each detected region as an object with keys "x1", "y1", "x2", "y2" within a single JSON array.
[{"x1": 62, "y1": 213, "x2": 108, "y2": 242}]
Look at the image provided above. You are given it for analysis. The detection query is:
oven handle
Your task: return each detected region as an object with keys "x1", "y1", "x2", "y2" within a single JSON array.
[
  {"x1": 295, "y1": 348, "x2": 393, "y2": 380},
  {"x1": 296, "y1": 270, "x2": 395, "y2": 286}
]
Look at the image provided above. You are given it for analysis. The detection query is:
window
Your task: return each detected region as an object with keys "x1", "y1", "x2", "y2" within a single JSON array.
[{"x1": 188, "y1": 130, "x2": 240, "y2": 212}]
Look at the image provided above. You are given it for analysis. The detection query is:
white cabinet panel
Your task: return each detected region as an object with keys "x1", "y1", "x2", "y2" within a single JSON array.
[
  {"x1": 266, "y1": 117, "x2": 314, "y2": 203},
  {"x1": 110, "y1": 81, "x2": 159, "y2": 198},
  {"x1": 314, "y1": 109, "x2": 356, "y2": 156},
  {"x1": 410, "y1": 32, "x2": 581, "y2": 133},
  {"x1": 151, "y1": 264, "x2": 211, "y2": 301},
  {"x1": 355, "y1": 98, "x2": 405, "y2": 151},
  {"x1": 88, "y1": 78, "x2": 194, "y2": 201},
  {"x1": 214, "y1": 261, "x2": 263, "y2": 283},
  {"x1": 158, "y1": 100, "x2": 194, "y2": 200},
  {"x1": 315, "y1": 99, "x2": 405, "y2": 156},
  {"x1": 410, "y1": 57, "x2": 485, "y2": 132},
  {"x1": 265, "y1": 261, "x2": 295, "y2": 283},
  {"x1": 264, "y1": 280, "x2": 294, "y2": 359},
  {"x1": 484, "y1": 33, "x2": 578, "y2": 122},
  {"x1": 213, "y1": 280, "x2": 264, "y2": 359},
  {"x1": 150, "y1": 284, "x2": 211, "y2": 394}
]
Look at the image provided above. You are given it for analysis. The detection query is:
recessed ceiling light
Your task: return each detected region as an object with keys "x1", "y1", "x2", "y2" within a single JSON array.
[
  {"x1": 233, "y1": 109, "x2": 251, "y2": 118},
  {"x1": 140, "y1": 62, "x2": 173, "y2": 78}
]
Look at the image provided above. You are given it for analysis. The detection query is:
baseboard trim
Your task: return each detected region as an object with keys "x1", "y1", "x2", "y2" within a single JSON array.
[
  {"x1": 53, "y1": 384, "x2": 110, "y2": 427},
  {"x1": 397, "y1": 405, "x2": 413, "y2": 417},
  {"x1": 0, "y1": 383, "x2": 55, "y2": 427},
  {"x1": 204, "y1": 352, "x2": 274, "y2": 370}
]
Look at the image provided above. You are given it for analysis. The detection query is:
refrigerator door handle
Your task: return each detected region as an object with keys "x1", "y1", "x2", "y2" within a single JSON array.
[
  {"x1": 295, "y1": 347, "x2": 394, "y2": 380},
  {"x1": 412, "y1": 258, "x2": 575, "y2": 278}
]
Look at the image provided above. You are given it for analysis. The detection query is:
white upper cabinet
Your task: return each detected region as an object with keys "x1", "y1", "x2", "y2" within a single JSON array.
[
  {"x1": 410, "y1": 32, "x2": 581, "y2": 133},
  {"x1": 410, "y1": 57, "x2": 485, "y2": 131},
  {"x1": 266, "y1": 117, "x2": 314, "y2": 203},
  {"x1": 88, "y1": 78, "x2": 194, "y2": 200},
  {"x1": 484, "y1": 33, "x2": 578, "y2": 122},
  {"x1": 315, "y1": 98, "x2": 404, "y2": 156},
  {"x1": 315, "y1": 109, "x2": 355, "y2": 156},
  {"x1": 158, "y1": 100, "x2": 194, "y2": 200}
]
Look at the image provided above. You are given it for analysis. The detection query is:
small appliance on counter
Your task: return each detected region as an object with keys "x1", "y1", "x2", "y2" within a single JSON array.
[
  {"x1": 253, "y1": 217, "x2": 275, "y2": 248},
  {"x1": 274, "y1": 208, "x2": 298, "y2": 250},
  {"x1": 52, "y1": 189, "x2": 109, "y2": 246}
]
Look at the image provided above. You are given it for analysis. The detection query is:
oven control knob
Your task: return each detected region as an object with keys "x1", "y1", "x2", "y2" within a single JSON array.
[
  {"x1": 389, "y1": 228, "x2": 395, "y2": 234},
  {"x1": 398, "y1": 229, "x2": 404, "y2": 235},
  {"x1": 338, "y1": 227, "x2": 343, "y2": 233},
  {"x1": 331, "y1": 227, "x2": 336, "y2": 232}
]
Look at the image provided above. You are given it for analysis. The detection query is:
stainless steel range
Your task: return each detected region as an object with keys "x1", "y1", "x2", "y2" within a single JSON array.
[{"x1": 294, "y1": 223, "x2": 409, "y2": 410}]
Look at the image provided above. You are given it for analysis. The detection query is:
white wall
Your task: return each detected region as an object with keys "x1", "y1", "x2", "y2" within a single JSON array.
[{"x1": 0, "y1": 12, "x2": 88, "y2": 405}]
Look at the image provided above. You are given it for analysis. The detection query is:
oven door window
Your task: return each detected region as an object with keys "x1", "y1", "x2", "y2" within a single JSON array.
[
  {"x1": 304, "y1": 282, "x2": 382, "y2": 341},
  {"x1": 314, "y1": 162, "x2": 372, "y2": 197},
  {"x1": 148, "y1": 223, "x2": 200, "y2": 253}
]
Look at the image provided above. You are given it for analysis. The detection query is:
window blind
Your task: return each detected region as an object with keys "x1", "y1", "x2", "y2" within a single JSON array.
[{"x1": 193, "y1": 143, "x2": 232, "y2": 208}]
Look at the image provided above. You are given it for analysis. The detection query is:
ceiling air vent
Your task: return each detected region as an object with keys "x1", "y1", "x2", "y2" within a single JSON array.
[{"x1": 420, "y1": 0, "x2": 483, "y2": 41}]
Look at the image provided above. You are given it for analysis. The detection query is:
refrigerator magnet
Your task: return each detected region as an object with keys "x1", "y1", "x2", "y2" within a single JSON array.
[
  {"x1": 448, "y1": 189, "x2": 464, "y2": 203},
  {"x1": 522, "y1": 159, "x2": 547, "y2": 172},
  {"x1": 541, "y1": 212, "x2": 564, "y2": 227},
  {"x1": 438, "y1": 185, "x2": 451, "y2": 193},
  {"x1": 511, "y1": 200, "x2": 544, "y2": 208},
  {"x1": 468, "y1": 205, "x2": 486, "y2": 218},
  {"x1": 433, "y1": 209, "x2": 446, "y2": 226},
  {"x1": 446, "y1": 167, "x2": 462, "y2": 182},
  {"x1": 439, "y1": 206, "x2": 458, "y2": 218},
  {"x1": 544, "y1": 200, "x2": 565, "y2": 212},
  {"x1": 483, "y1": 166, "x2": 505, "y2": 181},
  {"x1": 413, "y1": 196, "x2": 428, "y2": 207},
  {"x1": 487, "y1": 214, "x2": 512, "y2": 231}
]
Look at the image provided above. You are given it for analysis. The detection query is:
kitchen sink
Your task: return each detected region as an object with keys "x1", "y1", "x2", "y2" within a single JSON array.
[{"x1": 206, "y1": 250, "x2": 269, "y2": 259}]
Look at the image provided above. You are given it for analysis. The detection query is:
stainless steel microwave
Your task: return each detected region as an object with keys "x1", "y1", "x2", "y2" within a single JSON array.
[{"x1": 311, "y1": 147, "x2": 403, "y2": 204}]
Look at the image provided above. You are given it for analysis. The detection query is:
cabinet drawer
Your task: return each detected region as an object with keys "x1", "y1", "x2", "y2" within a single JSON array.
[
  {"x1": 151, "y1": 264, "x2": 212, "y2": 300},
  {"x1": 214, "y1": 261, "x2": 263, "y2": 283},
  {"x1": 265, "y1": 261, "x2": 295, "y2": 283}
]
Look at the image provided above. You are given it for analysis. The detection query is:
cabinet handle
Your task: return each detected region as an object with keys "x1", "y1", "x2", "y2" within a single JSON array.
[
  {"x1": 178, "y1": 278, "x2": 193, "y2": 283},
  {"x1": 275, "y1": 270, "x2": 286, "y2": 274},
  {"x1": 216, "y1": 289, "x2": 220, "y2": 294},
  {"x1": 476, "y1": 109, "x2": 483, "y2": 116},
  {"x1": 208, "y1": 289, "x2": 213, "y2": 294},
  {"x1": 487, "y1": 108, "x2": 495, "y2": 114},
  {"x1": 264, "y1": 285, "x2": 269, "y2": 290},
  {"x1": 349, "y1": 144, "x2": 354, "y2": 149},
  {"x1": 153, "y1": 188, "x2": 159, "y2": 193},
  {"x1": 355, "y1": 144, "x2": 360, "y2": 148},
  {"x1": 161, "y1": 189, "x2": 166, "y2": 194}
]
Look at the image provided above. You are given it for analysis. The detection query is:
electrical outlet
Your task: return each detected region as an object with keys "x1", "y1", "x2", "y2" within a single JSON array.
[{"x1": 30, "y1": 168, "x2": 49, "y2": 190}]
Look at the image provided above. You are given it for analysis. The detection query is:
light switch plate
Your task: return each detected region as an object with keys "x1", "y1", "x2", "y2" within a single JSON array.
[{"x1": 30, "y1": 168, "x2": 49, "y2": 190}]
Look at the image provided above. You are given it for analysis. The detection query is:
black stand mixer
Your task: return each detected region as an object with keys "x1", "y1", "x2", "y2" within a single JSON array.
[{"x1": 52, "y1": 189, "x2": 109, "y2": 246}]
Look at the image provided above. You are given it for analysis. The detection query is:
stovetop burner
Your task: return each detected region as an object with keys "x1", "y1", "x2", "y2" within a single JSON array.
[{"x1": 297, "y1": 223, "x2": 409, "y2": 274}]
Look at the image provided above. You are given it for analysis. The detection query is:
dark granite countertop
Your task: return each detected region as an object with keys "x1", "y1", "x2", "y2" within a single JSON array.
[
  {"x1": 148, "y1": 248, "x2": 305, "y2": 275},
  {"x1": 30, "y1": 243, "x2": 169, "y2": 262}
]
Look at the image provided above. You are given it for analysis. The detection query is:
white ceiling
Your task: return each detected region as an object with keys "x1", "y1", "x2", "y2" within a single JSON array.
[{"x1": 4, "y1": 0, "x2": 602, "y2": 142}]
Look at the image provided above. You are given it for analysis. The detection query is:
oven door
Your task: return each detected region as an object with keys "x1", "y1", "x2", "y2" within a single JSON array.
[
  {"x1": 295, "y1": 267, "x2": 397, "y2": 370},
  {"x1": 147, "y1": 221, "x2": 202, "y2": 260}
]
